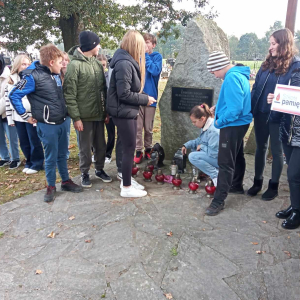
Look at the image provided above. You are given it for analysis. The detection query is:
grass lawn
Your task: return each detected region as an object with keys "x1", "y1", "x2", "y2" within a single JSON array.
[
  {"x1": 235, "y1": 60, "x2": 263, "y2": 72},
  {"x1": 0, "y1": 80, "x2": 167, "y2": 205}
]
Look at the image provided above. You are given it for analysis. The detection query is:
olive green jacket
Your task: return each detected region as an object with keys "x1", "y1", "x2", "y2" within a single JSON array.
[{"x1": 64, "y1": 46, "x2": 107, "y2": 122}]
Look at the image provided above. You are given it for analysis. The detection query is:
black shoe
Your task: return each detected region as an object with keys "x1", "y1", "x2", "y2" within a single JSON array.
[
  {"x1": 9, "y1": 160, "x2": 21, "y2": 170},
  {"x1": 95, "y1": 169, "x2": 112, "y2": 183},
  {"x1": 44, "y1": 186, "x2": 56, "y2": 202},
  {"x1": 205, "y1": 201, "x2": 225, "y2": 216},
  {"x1": 0, "y1": 160, "x2": 10, "y2": 167},
  {"x1": 61, "y1": 179, "x2": 83, "y2": 193},
  {"x1": 229, "y1": 185, "x2": 244, "y2": 194},
  {"x1": 262, "y1": 179, "x2": 278, "y2": 201},
  {"x1": 247, "y1": 178, "x2": 263, "y2": 196},
  {"x1": 281, "y1": 210, "x2": 300, "y2": 230},
  {"x1": 81, "y1": 173, "x2": 92, "y2": 187},
  {"x1": 276, "y1": 205, "x2": 293, "y2": 219}
]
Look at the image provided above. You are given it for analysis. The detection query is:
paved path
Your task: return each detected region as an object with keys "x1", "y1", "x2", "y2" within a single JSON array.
[{"x1": 0, "y1": 155, "x2": 299, "y2": 300}]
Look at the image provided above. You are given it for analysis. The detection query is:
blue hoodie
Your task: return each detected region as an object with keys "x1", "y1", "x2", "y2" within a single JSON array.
[
  {"x1": 143, "y1": 52, "x2": 162, "y2": 107},
  {"x1": 214, "y1": 66, "x2": 252, "y2": 129}
]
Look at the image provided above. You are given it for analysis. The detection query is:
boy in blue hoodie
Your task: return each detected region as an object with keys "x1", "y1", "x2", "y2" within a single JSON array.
[
  {"x1": 205, "y1": 51, "x2": 252, "y2": 216},
  {"x1": 134, "y1": 33, "x2": 162, "y2": 163}
]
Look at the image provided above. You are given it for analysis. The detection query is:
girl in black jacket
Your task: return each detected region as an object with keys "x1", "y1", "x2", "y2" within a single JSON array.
[
  {"x1": 107, "y1": 30, "x2": 156, "y2": 198},
  {"x1": 274, "y1": 69, "x2": 300, "y2": 229}
]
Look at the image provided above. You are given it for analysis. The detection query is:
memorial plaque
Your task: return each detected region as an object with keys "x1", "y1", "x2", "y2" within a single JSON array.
[{"x1": 172, "y1": 87, "x2": 213, "y2": 112}]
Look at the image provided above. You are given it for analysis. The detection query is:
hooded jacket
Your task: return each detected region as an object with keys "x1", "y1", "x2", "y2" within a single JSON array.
[
  {"x1": 214, "y1": 66, "x2": 252, "y2": 129},
  {"x1": 9, "y1": 61, "x2": 68, "y2": 124},
  {"x1": 251, "y1": 57, "x2": 300, "y2": 123},
  {"x1": 64, "y1": 46, "x2": 107, "y2": 122},
  {"x1": 107, "y1": 48, "x2": 149, "y2": 119},
  {"x1": 0, "y1": 55, "x2": 10, "y2": 117}
]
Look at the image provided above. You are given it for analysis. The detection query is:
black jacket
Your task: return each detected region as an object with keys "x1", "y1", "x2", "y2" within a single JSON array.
[
  {"x1": 251, "y1": 57, "x2": 300, "y2": 123},
  {"x1": 107, "y1": 48, "x2": 148, "y2": 119},
  {"x1": 9, "y1": 61, "x2": 68, "y2": 124},
  {"x1": 280, "y1": 69, "x2": 300, "y2": 147}
]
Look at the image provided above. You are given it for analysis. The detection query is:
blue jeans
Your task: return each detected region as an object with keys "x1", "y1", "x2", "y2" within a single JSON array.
[
  {"x1": 0, "y1": 118, "x2": 19, "y2": 161},
  {"x1": 15, "y1": 121, "x2": 44, "y2": 170},
  {"x1": 188, "y1": 150, "x2": 219, "y2": 180},
  {"x1": 36, "y1": 117, "x2": 70, "y2": 186}
]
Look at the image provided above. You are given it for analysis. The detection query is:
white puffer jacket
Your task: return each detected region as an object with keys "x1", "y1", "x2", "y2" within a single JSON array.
[
  {"x1": 5, "y1": 73, "x2": 31, "y2": 125},
  {"x1": 0, "y1": 66, "x2": 10, "y2": 118}
]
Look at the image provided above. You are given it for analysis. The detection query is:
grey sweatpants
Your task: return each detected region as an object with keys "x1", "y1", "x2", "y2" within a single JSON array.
[{"x1": 78, "y1": 121, "x2": 106, "y2": 174}]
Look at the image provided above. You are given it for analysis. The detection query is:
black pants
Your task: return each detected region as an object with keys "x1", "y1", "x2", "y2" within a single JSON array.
[
  {"x1": 283, "y1": 144, "x2": 300, "y2": 210},
  {"x1": 105, "y1": 117, "x2": 115, "y2": 158},
  {"x1": 213, "y1": 124, "x2": 249, "y2": 205},
  {"x1": 112, "y1": 117, "x2": 137, "y2": 186},
  {"x1": 254, "y1": 113, "x2": 283, "y2": 182}
]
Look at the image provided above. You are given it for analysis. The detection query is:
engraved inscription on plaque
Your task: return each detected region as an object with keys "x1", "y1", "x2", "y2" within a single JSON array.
[{"x1": 172, "y1": 87, "x2": 213, "y2": 112}]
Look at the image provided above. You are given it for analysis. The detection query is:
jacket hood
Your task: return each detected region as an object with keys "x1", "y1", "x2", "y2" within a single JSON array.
[
  {"x1": 148, "y1": 51, "x2": 161, "y2": 59},
  {"x1": 67, "y1": 45, "x2": 91, "y2": 62},
  {"x1": 226, "y1": 66, "x2": 250, "y2": 80},
  {"x1": 110, "y1": 48, "x2": 139, "y2": 70}
]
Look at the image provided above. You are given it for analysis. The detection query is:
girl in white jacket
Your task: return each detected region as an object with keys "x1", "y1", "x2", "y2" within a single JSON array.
[{"x1": 5, "y1": 54, "x2": 44, "y2": 174}]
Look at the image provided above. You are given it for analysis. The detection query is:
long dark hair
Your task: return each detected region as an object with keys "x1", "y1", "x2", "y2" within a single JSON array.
[
  {"x1": 262, "y1": 28, "x2": 298, "y2": 75},
  {"x1": 0, "y1": 55, "x2": 5, "y2": 76},
  {"x1": 189, "y1": 103, "x2": 212, "y2": 119}
]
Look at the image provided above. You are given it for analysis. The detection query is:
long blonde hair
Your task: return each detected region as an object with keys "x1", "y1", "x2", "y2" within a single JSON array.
[
  {"x1": 121, "y1": 30, "x2": 145, "y2": 92},
  {"x1": 8, "y1": 54, "x2": 31, "y2": 84}
]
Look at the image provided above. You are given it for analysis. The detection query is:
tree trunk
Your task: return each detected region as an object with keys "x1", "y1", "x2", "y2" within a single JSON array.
[{"x1": 59, "y1": 13, "x2": 80, "y2": 52}]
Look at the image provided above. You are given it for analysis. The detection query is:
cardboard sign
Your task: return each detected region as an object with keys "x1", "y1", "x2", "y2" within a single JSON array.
[{"x1": 271, "y1": 84, "x2": 300, "y2": 116}]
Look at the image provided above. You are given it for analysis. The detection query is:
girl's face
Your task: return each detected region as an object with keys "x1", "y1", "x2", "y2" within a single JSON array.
[
  {"x1": 100, "y1": 60, "x2": 107, "y2": 70},
  {"x1": 190, "y1": 115, "x2": 206, "y2": 129},
  {"x1": 269, "y1": 36, "x2": 279, "y2": 57},
  {"x1": 61, "y1": 54, "x2": 69, "y2": 69},
  {"x1": 18, "y1": 58, "x2": 30, "y2": 73}
]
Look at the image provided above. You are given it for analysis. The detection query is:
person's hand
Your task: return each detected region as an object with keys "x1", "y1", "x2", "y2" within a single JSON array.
[
  {"x1": 104, "y1": 114, "x2": 109, "y2": 124},
  {"x1": 267, "y1": 93, "x2": 275, "y2": 104},
  {"x1": 74, "y1": 120, "x2": 84, "y2": 131},
  {"x1": 210, "y1": 105, "x2": 216, "y2": 115},
  {"x1": 197, "y1": 145, "x2": 201, "y2": 151},
  {"x1": 9, "y1": 124, "x2": 15, "y2": 127},
  {"x1": 147, "y1": 96, "x2": 156, "y2": 106},
  {"x1": 27, "y1": 117, "x2": 37, "y2": 124},
  {"x1": 182, "y1": 146, "x2": 187, "y2": 155}
]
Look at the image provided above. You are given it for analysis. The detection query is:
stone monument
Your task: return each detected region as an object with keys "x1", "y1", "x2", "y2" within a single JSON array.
[{"x1": 159, "y1": 14, "x2": 230, "y2": 159}]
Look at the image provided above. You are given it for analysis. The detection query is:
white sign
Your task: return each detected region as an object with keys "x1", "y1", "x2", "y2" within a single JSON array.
[{"x1": 271, "y1": 84, "x2": 300, "y2": 116}]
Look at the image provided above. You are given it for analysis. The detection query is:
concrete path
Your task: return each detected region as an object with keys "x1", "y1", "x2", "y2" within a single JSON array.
[{"x1": 0, "y1": 155, "x2": 299, "y2": 300}]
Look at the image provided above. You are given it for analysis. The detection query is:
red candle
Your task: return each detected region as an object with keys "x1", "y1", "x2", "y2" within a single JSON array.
[
  {"x1": 172, "y1": 173, "x2": 182, "y2": 190},
  {"x1": 155, "y1": 169, "x2": 165, "y2": 185},
  {"x1": 188, "y1": 176, "x2": 199, "y2": 194},
  {"x1": 132, "y1": 162, "x2": 139, "y2": 177},
  {"x1": 205, "y1": 180, "x2": 216, "y2": 197},
  {"x1": 143, "y1": 166, "x2": 153, "y2": 182}
]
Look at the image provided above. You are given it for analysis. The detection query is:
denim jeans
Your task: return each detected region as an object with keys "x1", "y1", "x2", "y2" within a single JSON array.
[
  {"x1": 36, "y1": 117, "x2": 70, "y2": 186},
  {"x1": 188, "y1": 150, "x2": 219, "y2": 180},
  {"x1": 0, "y1": 118, "x2": 19, "y2": 161},
  {"x1": 15, "y1": 121, "x2": 44, "y2": 170}
]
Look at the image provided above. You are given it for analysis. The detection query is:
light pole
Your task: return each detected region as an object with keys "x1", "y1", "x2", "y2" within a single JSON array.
[{"x1": 285, "y1": 0, "x2": 298, "y2": 35}]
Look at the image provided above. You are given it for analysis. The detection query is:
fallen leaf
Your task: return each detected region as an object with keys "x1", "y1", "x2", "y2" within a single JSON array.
[
  {"x1": 100, "y1": 189, "x2": 104, "y2": 192},
  {"x1": 92, "y1": 225, "x2": 96, "y2": 228},
  {"x1": 69, "y1": 216, "x2": 75, "y2": 220},
  {"x1": 5, "y1": 171, "x2": 8, "y2": 174},
  {"x1": 256, "y1": 250, "x2": 266, "y2": 254},
  {"x1": 30, "y1": 179, "x2": 36, "y2": 183},
  {"x1": 47, "y1": 231, "x2": 56, "y2": 238},
  {"x1": 165, "y1": 293, "x2": 173, "y2": 299},
  {"x1": 283, "y1": 251, "x2": 291, "y2": 257},
  {"x1": 74, "y1": 168, "x2": 79, "y2": 170},
  {"x1": 68, "y1": 144, "x2": 76, "y2": 149},
  {"x1": 262, "y1": 221, "x2": 267, "y2": 224},
  {"x1": 85, "y1": 239, "x2": 92, "y2": 243},
  {"x1": 167, "y1": 231, "x2": 173, "y2": 237},
  {"x1": 251, "y1": 242, "x2": 259, "y2": 245},
  {"x1": 288, "y1": 236, "x2": 291, "y2": 239},
  {"x1": 202, "y1": 228, "x2": 206, "y2": 231},
  {"x1": 57, "y1": 223, "x2": 63, "y2": 227},
  {"x1": 35, "y1": 269, "x2": 43, "y2": 275}
]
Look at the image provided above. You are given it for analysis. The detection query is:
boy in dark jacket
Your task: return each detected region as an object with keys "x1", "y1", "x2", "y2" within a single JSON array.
[
  {"x1": 134, "y1": 33, "x2": 162, "y2": 163},
  {"x1": 64, "y1": 31, "x2": 112, "y2": 188},
  {"x1": 9, "y1": 44, "x2": 83, "y2": 202}
]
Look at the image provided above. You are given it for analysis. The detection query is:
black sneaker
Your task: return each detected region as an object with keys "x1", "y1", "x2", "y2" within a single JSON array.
[
  {"x1": 9, "y1": 160, "x2": 21, "y2": 170},
  {"x1": 0, "y1": 160, "x2": 10, "y2": 167},
  {"x1": 205, "y1": 201, "x2": 225, "y2": 216},
  {"x1": 61, "y1": 179, "x2": 83, "y2": 193},
  {"x1": 81, "y1": 173, "x2": 92, "y2": 187},
  {"x1": 95, "y1": 169, "x2": 112, "y2": 183},
  {"x1": 229, "y1": 185, "x2": 244, "y2": 194},
  {"x1": 44, "y1": 186, "x2": 56, "y2": 202}
]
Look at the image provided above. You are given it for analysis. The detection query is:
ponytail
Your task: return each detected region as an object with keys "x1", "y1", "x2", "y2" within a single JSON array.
[{"x1": 189, "y1": 103, "x2": 212, "y2": 119}]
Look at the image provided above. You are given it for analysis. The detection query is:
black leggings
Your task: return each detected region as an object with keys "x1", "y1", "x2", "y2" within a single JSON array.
[
  {"x1": 112, "y1": 117, "x2": 137, "y2": 186},
  {"x1": 254, "y1": 113, "x2": 283, "y2": 182}
]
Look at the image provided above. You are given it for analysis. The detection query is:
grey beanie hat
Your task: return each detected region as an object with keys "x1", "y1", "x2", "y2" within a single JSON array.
[{"x1": 207, "y1": 51, "x2": 230, "y2": 72}]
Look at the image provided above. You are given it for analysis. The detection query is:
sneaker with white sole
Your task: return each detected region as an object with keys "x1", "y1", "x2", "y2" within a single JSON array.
[
  {"x1": 22, "y1": 168, "x2": 29, "y2": 173},
  {"x1": 117, "y1": 172, "x2": 123, "y2": 181},
  {"x1": 120, "y1": 179, "x2": 145, "y2": 190},
  {"x1": 26, "y1": 169, "x2": 38, "y2": 174},
  {"x1": 9, "y1": 161, "x2": 21, "y2": 170},
  {"x1": 120, "y1": 185, "x2": 147, "y2": 198},
  {"x1": 0, "y1": 160, "x2": 10, "y2": 167},
  {"x1": 105, "y1": 156, "x2": 112, "y2": 164}
]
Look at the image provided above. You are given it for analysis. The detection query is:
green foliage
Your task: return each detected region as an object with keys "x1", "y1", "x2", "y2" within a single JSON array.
[
  {"x1": 171, "y1": 247, "x2": 178, "y2": 256},
  {"x1": 0, "y1": 232, "x2": 4, "y2": 238}
]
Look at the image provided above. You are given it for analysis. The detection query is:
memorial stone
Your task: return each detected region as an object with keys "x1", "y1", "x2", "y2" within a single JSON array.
[{"x1": 159, "y1": 14, "x2": 229, "y2": 159}]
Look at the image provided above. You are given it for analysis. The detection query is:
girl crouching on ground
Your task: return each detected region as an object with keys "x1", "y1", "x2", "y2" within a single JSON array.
[{"x1": 182, "y1": 103, "x2": 220, "y2": 186}]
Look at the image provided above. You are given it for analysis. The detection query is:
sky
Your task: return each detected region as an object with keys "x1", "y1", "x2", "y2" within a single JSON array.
[{"x1": 173, "y1": 0, "x2": 299, "y2": 38}]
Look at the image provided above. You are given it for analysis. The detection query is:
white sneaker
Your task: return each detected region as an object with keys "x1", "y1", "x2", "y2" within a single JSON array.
[
  {"x1": 105, "y1": 157, "x2": 112, "y2": 164},
  {"x1": 22, "y1": 168, "x2": 29, "y2": 173},
  {"x1": 120, "y1": 179, "x2": 145, "y2": 190},
  {"x1": 26, "y1": 169, "x2": 38, "y2": 175},
  {"x1": 120, "y1": 186, "x2": 147, "y2": 198}
]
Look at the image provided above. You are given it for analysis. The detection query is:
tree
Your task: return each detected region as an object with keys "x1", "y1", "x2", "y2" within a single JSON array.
[
  {"x1": 0, "y1": 0, "x2": 216, "y2": 52},
  {"x1": 294, "y1": 30, "x2": 300, "y2": 51},
  {"x1": 236, "y1": 33, "x2": 259, "y2": 60},
  {"x1": 228, "y1": 35, "x2": 239, "y2": 60}
]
